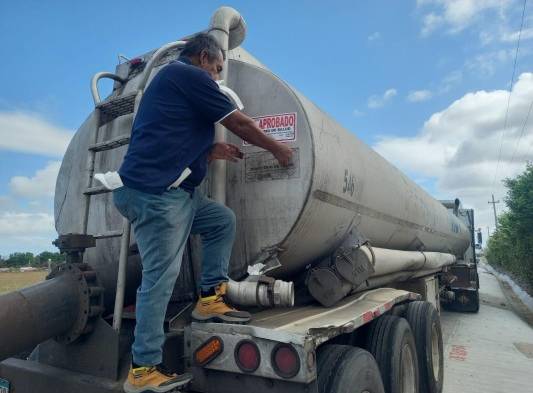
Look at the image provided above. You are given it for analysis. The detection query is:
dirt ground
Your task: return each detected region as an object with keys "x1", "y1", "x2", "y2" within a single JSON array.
[{"x1": 0, "y1": 271, "x2": 48, "y2": 294}]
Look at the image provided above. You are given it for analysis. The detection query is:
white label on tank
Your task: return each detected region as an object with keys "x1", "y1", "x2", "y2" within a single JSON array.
[
  {"x1": 245, "y1": 148, "x2": 300, "y2": 182},
  {"x1": 244, "y1": 112, "x2": 297, "y2": 145}
]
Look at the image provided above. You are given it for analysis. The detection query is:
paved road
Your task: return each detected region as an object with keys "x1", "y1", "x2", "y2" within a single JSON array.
[{"x1": 441, "y1": 263, "x2": 533, "y2": 393}]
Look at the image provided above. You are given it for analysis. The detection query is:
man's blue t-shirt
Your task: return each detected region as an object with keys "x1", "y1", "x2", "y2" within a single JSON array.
[{"x1": 118, "y1": 57, "x2": 236, "y2": 194}]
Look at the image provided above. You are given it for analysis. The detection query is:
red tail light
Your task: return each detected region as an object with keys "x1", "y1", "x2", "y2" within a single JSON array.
[
  {"x1": 235, "y1": 340, "x2": 260, "y2": 372},
  {"x1": 272, "y1": 344, "x2": 300, "y2": 378},
  {"x1": 129, "y1": 57, "x2": 144, "y2": 66}
]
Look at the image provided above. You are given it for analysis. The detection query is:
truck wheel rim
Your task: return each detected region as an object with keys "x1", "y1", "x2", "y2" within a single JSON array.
[
  {"x1": 431, "y1": 323, "x2": 441, "y2": 381},
  {"x1": 401, "y1": 343, "x2": 416, "y2": 393}
]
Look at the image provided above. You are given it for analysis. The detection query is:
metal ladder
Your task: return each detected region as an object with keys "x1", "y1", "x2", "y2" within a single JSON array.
[{"x1": 83, "y1": 41, "x2": 187, "y2": 332}]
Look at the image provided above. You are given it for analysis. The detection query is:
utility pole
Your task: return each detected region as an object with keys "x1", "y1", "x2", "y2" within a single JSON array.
[
  {"x1": 488, "y1": 194, "x2": 500, "y2": 229},
  {"x1": 487, "y1": 226, "x2": 490, "y2": 239}
]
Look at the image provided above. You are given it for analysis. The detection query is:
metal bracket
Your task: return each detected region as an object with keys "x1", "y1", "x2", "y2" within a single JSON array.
[
  {"x1": 53, "y1": 233, "x2": 96, "y2": 264},
  {"x1": 248, "y1": 246, "x2": 284, "y2": 275}
]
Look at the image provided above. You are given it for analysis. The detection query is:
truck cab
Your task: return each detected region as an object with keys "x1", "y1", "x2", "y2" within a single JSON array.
[{"x1": 438, "y1": 199, "x2": 480, "y2": 313}]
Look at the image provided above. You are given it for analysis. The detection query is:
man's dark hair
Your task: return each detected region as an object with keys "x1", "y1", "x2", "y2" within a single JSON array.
[{"x1": 181, "y1": 33, "x2": 225, "y2": 61}]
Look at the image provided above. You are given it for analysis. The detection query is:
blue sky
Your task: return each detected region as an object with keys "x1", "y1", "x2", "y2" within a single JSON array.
[{"x1": 1, "y1": 0, "x2": 532, "y2": 255}]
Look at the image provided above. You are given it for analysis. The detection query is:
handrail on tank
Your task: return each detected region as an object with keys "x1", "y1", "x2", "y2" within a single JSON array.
[
  {"x1": 110, "y1": 40, "x2": 186, "y2": 333},
  {"x1": 137, "y1": 41, "x2": 187, "y2": 93},
  {"x1": 90, "y1": 72, "x2": 126, "y2": 106}
]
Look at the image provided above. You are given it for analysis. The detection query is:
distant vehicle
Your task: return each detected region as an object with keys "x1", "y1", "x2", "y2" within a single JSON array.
[{"x1": 19, "y1": 267, "x2": 37, "y2": 272}]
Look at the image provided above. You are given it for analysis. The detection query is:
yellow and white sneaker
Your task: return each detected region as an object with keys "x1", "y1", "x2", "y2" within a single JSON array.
[
  {"x1": 192, "y1": 283, "x2": 251, "y2": 324},
  {"x1": 123, "y1": 364, "x2": 191, "y2": 393}
]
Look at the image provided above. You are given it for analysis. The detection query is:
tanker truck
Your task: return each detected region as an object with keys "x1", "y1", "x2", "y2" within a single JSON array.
[{"x1": 0, "y1": 7, "x2": 479, "y2": 393}]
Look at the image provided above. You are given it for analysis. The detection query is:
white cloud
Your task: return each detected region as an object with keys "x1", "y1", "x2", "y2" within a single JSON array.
[
  {"x1": 439, "y1": 70, "x2": 463, "y2": 93},
  {"x1": 368, "y1": 32, "x2": 381, "y2": 41},
  {"x1": 374, "y1": 72, "x2": 533, "y2": 234},
  {"x1": 407, "y1": 90, "x2": 433, "y2": 102},
  {"x1": 9, "y1": 161, "x2": 61, "y2": 199},
  {"x1": 0, "y1": 212, "x2": 56, "y2": 255},
  {"x1": 0, "y1": 196, "x2": 14, "y2": 210},
  {"x1": 368, "y1": 88, "x2": 398, "y2": 109},
  {"x1": 501, "y1": 27, "x2": 533, "y2": 43},
  {"x1": 421, "y1": 12, "x2": 445, "y2": 36},
  {"x1": 438, "y1": 48, "x2": 515, "y2": 95},
  {"x1": 353, "y1": 109, "x2": 365, "y2": 117},
  {"x1": 0, "y1": 160, "x2": 62, "y2": 254},
  {"x1": 465, "y1": 49, "x2": 514, "y2": 77},
  {"x1": 0, "y1": 212, "x2": 55, "y2": 236},
  {"x1": 0, "y1": 111, "x2": 73, "y2": 157},
  {"x1": 478, "y1": 21, "x2": 533, "y2": 46},
  {"x1": 418, "y1": 0, "x2": 512, "y2": 36}
]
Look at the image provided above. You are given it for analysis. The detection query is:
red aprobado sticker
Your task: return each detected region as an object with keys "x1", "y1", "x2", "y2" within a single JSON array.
[{"x1": 244, "y1": 112, "x2": 297, "y2": 146}]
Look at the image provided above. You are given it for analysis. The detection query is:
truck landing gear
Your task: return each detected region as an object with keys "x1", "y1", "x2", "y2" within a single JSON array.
[
  {"x1": 317, "y1": 345, "x2": 384, "y2": 393},
  {"x1": 442, "y1": 288, "x2": 480, "y2": 313}
]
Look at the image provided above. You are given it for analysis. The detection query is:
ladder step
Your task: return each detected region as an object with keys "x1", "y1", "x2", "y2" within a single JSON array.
[
  {"x1": 84, "y1": 185, "x2": 112, "y2": 196},
  {"x1": 94, "y1": 230, "x2": 123, "y2": 239},
  {"x1": 96, "y1": 92, "x2": 136, "y2": 126},
  {"x1": 89, "y1": 134, "x2": 130, "y2": 152}
]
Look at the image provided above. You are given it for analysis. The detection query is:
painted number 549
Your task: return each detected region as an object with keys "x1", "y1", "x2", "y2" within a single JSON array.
[{"x1": 343, "y1": 169, "x2": 356, "y2": 197}]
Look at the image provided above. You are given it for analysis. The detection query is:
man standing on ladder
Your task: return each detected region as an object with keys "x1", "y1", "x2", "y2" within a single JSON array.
[{"x1": 114, "y1": 33, "x2": 293, "y2": 393}]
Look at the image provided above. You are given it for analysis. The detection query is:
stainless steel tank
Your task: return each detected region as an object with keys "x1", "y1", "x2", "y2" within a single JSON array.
[
  {"x1": 224, "y1": 59, "x2": 470, "y2": 278},
  {"x1": 54, "y1": 44, "x2": 470, "y2": 298}
]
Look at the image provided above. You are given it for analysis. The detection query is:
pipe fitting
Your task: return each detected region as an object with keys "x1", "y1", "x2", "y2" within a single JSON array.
[
  {"x1": 208, "y1": 6, "x2": 247, "y2": 51},
  {"x1": 208, "y1": 7, "x2": 246, "y2": 204},
  {"x1": 226, "y1": 276, "x2": 294, "y2": 308},
  {"x1": 0, "y1": 263, "x2": 103, "y2": 361}
]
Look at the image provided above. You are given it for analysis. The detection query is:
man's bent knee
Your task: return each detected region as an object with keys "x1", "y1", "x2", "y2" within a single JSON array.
[{"x1": 220, "y1": 206, "x2": 236, "y2": 235}]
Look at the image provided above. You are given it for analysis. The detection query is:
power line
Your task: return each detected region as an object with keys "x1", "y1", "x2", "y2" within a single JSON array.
[
  {"x1": 522, "y1": 135, "x2": 533, "y2": 163},
  {"x1": 509, "y1": 98, "x2": 533, "y2": 165},
  {"x1": 491, "y1": 0, "x2": 528, "y2": 189}
]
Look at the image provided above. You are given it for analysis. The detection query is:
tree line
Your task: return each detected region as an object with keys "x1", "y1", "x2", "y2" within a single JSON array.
[
  {"x1": 0, "y1": 251, "x2": 65, "y2": 269},
  {"x1": 486, "y1": 163, "x2": 533, "y2": 290}
]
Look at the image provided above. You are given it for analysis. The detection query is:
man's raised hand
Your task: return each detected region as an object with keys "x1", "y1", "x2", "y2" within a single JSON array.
[{"x1": 273, "y1": 142, "x2": 293, "y2": 167}]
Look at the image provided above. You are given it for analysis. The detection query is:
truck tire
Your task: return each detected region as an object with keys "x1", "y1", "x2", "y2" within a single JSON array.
[
  {"x1": 405, "y1": 301, "x2": 443, "y2": 393},
  {"x1": 365, "y1": 316, "x2": 419, "y2": 393},
  {"x1": 317, "y1": 344, "x2": 384, "y2": 393}
]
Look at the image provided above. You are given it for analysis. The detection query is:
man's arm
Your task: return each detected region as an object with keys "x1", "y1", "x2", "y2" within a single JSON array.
[{"x1": 221, "y1": 110, "x2": 293, "y2": 166}]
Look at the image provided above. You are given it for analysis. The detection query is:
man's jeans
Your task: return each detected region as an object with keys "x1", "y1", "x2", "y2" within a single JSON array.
[{"x1": 113, "y1": 185, "x2": 236, "y2": 366}]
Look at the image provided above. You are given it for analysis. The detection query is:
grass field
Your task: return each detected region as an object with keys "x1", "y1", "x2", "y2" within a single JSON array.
[{"x1": 0, "y1": 271, "x2": 48, "y2": 294}]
